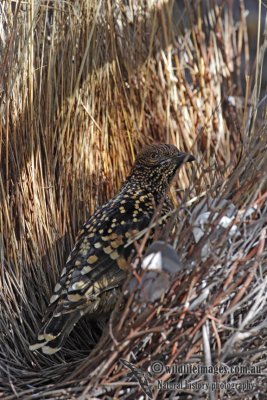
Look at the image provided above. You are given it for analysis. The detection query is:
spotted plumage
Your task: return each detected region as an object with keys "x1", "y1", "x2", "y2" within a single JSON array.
[{"x1": 29, "y1": 143, "x2": 194, "y2": 354}]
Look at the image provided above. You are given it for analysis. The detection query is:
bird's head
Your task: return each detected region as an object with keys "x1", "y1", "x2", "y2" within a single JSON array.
[{"x1": 128, "y1": 143, "x2": 195, "y2": 198}]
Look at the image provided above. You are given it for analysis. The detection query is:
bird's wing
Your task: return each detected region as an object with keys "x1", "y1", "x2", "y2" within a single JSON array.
[
  {"x1": 45, "y1": 196, "x2": 153, "y2": 317},
  {"x1": 30, "y1": 194, "x2": 154, "y2": 354}
]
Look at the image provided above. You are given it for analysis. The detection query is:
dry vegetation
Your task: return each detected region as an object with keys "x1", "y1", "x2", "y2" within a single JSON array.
[{"x1": 0, "y1": 0, "x2": 266, "y2": 399}]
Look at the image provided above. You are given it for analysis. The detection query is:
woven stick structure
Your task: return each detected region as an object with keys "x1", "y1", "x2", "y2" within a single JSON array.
[{"x1": 0, "y1": 1, "x2": 266, "y2": 398}]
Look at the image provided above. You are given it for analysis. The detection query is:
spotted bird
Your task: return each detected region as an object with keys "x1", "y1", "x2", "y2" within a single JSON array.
[{"x1": 29, "y1": 143, "x2": 195, "y2": 354}]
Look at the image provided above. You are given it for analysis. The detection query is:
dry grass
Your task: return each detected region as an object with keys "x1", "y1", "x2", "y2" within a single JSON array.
[{"x1": 0, "y1": 0, "x2": 266, "y2": 398}]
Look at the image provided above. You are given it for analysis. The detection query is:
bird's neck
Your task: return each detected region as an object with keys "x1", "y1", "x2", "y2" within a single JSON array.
[{"x1": 121, "y1": 176, "x2": 168, "y2": 205}]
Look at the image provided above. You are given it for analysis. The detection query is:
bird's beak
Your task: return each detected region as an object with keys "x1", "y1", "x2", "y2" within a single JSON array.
[
  {"x1": 173, "y1": 152, "x2": 195, "y2": 165},
  {"x1": 182, "y1": 152, "x2": 195, "y2": 163}
]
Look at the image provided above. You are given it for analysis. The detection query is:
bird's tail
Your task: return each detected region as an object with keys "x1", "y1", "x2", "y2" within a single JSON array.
[{"x1": 29, "y1": 311, "x2": 81, "y2": 355}]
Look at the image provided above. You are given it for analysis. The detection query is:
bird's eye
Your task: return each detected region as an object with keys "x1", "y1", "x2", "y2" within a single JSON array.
[{"x1": 150, "y1": 152, "x2": 158, "y2": 160}]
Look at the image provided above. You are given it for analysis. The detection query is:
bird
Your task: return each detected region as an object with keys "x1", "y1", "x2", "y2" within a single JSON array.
[{"x1": 29, "y1": 143, "x2": 195, "y2": 354}]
